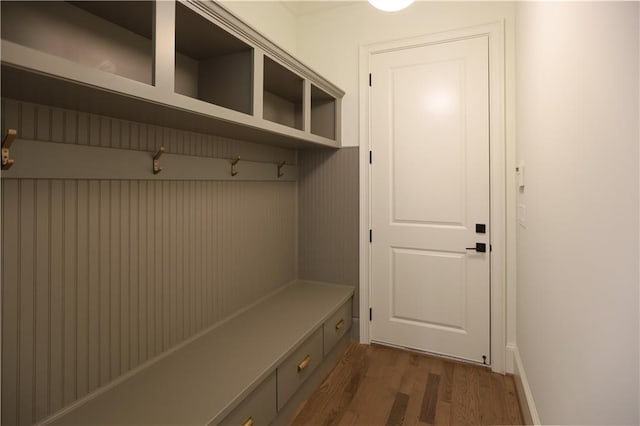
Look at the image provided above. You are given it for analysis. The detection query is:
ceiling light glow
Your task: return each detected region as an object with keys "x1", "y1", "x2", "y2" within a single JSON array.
[{"x1": 368, "y1": 0, "x2": 415, "y2": 12}]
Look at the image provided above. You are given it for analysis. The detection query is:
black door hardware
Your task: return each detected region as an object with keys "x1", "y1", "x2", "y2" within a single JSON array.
[
  {"x1": 466, "y1": 243, "x2": 487, "y2": 253},
  {"x1": 475, "y1": 224, "x2": 486, "y2": 234}
]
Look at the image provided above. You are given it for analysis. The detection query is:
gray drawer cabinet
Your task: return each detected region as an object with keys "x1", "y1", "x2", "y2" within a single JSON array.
[
  {"x1": 217, "y1": 372, "x2": 277, "y2": 426},
  {"x1": 276, "y1": 328, "x2": 323, "y2": 410},
  {"x1": 323, "y1": 301, "x2": 352, "y2": 356},
  {"x1": 44, "y1": 282, "x2": 353, "y2": 426}
]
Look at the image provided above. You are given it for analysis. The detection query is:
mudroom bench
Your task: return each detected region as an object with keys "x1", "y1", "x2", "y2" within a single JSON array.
[{"x1": 45, "y1": 281, "x2": 354, "y2": 425}]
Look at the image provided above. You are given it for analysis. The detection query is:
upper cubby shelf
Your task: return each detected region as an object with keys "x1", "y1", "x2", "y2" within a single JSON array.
[
  {"x1": 2, "y1": 1, "x2": 155, "y2": 85},
  {"x1": 311, "y1": 84, "x2": 337, "y2": 140},
  {"x1": 175, "y1": 2, "x2": 253, "y2": 115},
  {"x1": 263, "y1": 56, "x2": 304, "y2": 131},
  {"x1": 0, "y1": 0, "x2": 344, "y2": 149}
]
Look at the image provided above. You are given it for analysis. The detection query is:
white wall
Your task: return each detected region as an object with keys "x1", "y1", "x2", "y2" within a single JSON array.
[
  {"x1": 220, "y1": 1, "x2": 297, "y2": 54},
  {"x1": 515, "y1": 2, "x2": 639, "y2": 424},
  {"x1": 294, "y1": 1, "x2": 515, "y2": 148}
]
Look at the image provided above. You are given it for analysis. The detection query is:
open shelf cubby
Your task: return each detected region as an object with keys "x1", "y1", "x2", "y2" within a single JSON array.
[
  {"x1": 0, "y1": 1, "x2": 155, "y2": 85},
  {"x1": 263, "y1": 56, "x2": 304, "y2": 131},
  {"x1": 311, "y1": 84, "x2": 337, "y2": 140},
  {"x1": 174, "y1": 2, "x2": 253, "y2": 115}
]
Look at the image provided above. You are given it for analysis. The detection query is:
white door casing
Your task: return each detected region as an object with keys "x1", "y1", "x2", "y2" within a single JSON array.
[{"x1": 358, "y1": 22, "x2": 506, "y2": 372}]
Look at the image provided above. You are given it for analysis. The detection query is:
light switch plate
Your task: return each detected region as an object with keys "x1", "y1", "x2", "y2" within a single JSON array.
[{"x1": 518, "y1": 204, "x2": 526, "y2": 228}]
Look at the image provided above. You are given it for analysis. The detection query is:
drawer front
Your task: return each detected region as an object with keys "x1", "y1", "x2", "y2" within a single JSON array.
[
  {"x1": 218, "y1": 372, "x2": 277, "y2": 426},
  {"x1": 323, "y1": 300, "x2": 352, "y2": 356},
  {"x1": 276, "y1": 328, "x2": 323, "y2": 410}
]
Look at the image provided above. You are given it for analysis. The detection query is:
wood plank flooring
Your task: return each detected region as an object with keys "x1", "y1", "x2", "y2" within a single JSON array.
[{"x1": 291, "y1": 343, "x2": 524, "y2": 426}]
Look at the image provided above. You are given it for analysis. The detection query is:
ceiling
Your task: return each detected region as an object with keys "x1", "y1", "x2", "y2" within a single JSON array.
[{"x1": 280, "y1": 1, "x2": 359, "y2": 17}]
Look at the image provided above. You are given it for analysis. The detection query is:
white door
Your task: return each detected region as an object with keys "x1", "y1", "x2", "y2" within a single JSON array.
[{"x1": 369, "y1": 35, "x2": 490, "y2": 364}]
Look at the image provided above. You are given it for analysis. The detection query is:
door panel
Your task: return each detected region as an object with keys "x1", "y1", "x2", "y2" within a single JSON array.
[
  {"x1": 392, "y1": 59, "x2": 466, "y2": 225},
  {"x1": 370, "y1": 36, "x2": 490, "y2": 363},
  {"x1": 391, "y1": 248, "x2": 467, "y2": 330}
]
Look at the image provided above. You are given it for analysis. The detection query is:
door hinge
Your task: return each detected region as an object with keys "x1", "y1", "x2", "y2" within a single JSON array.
[
  {"x1": 369, "y1": 150, "x2": 372, "y2": 164},
  {"x1": 369, "y1": 308, "x2": 372, "y2": 321},
  {"x1": 369, "y1": 73, "x2": 372, "y2": 87},
  {"x1": 369, "y1": 229, "x2": 372, "y2": 243}
]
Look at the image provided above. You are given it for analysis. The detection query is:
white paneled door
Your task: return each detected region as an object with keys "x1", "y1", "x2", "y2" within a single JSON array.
[{"x1": 370, "y1": 36, "x2": 490, "y2": 363}]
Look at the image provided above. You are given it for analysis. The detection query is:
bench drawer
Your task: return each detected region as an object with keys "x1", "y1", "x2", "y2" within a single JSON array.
[
  {"x1": 217, "y1": 372, "x2": 276, "y2": 426},
  {"x1": 276, "y1": 328, "x2": 323, "y2": 410},
  {"x1": 323, "y1": 299, "x2": 352, "y2": 356}
]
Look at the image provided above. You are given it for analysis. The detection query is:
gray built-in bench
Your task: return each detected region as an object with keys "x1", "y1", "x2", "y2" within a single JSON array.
[{"x1": 44, "y1": 281, "x2": 354, "y2": 425}]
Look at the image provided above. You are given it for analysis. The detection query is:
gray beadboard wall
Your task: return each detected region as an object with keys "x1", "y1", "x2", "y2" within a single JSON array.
[
  {"x1": 298, "y1": 147, "x2": 360, "y2": 316},
  {"x1": 1, "y1": 99, "x2": 297, "y2": 425}
]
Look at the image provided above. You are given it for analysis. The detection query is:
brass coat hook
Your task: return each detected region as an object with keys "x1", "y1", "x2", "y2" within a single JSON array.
[
  {"x1": 153, "y1": 147, "x2": 165, "y2": 175},
  {"x1": 2, "y1": 129, "x2": 17, "y2": 170},
  {"x1": 277, "y1": 161, "x2": 286, "y2": 178},
  {"x1": 231, "y1": 156, "x2": 240, "y2": 177}
]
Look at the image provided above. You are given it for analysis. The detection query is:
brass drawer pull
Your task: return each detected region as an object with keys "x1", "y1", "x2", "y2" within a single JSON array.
[
  {"x1": 242, "y1": 416, "x2": 254, "y2": 426},
  {"x1": 335, "y1": 319, "x2": 345, "y2": 331},
  {"x1": 297, "y1": 355, "x2": 311, "y2": 372}
]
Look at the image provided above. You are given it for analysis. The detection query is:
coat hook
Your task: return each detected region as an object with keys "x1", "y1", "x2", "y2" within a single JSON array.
[
  {"x1": 2, "y1": 129, "x2": 17, "y2": 170},
  {"x1": 153, "y1": 147, "x2": 165, "y2": 175},
  {"x1": 231, "y1": 156, "x2": 240, "y2": 177},
  {"x1": 277, "y1": 161, "x2": 286, "y2": 178}
]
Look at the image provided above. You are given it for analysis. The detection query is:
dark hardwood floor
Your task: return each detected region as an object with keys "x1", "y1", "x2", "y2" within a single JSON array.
[{"x1": 291, "y1": 343, "x2": 524, "y2": 426}]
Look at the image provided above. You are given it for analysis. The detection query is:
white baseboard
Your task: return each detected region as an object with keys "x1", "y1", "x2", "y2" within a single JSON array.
[
  {"x1": 506, "y1": 343, "x2": 516, "y2": 374},
  {"x1": 512, "y1": 345, "x2": 541, "y2": 425}
]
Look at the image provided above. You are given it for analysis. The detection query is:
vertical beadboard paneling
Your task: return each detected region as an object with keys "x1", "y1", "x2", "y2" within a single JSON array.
[
  {"x1": 62, "y1": 181, "x2": 77, "y2": 406},
  {"x1": 48, "y1": 181, "x2": 64, "y2": 414},
  {"x1": 75, "y1": 181, "x2": 89, "y2": 400},
  {"x1": 2, "y1": 98, "x2": 299, "y2": 425},
  {"x1": 19, "y1": 179, "x2": 35, "y2": 426},
  {"x1": 20, "y1": 103, "x2": 36, "y2": 140},
  {"x1": 87, "y1": 181, "x2": 100, "y2": 393},
  {"x1": 120, "y1": 181, "x2": 130, "y2": 373},
  {"x1": 146, "y1": 181, "x2": 156, "y2": 359},
  {"x1": 34, "y1": 180, "x2": 51, "y2": 420},
  {"x1": 138, "y1": 181, "x2": 148, "y2": 363},
  {"x1": 109, "y1": 181, "x2": 121, "y2": 379},
  {"x1": 98, "y1": 180, "x2": 110, "y2": 386},
  {"x1": 298, "y1": 147, "x2": 360, "y2": 315},
  {"x1": 2, "y1": 179, "x2": 20, "y2": 426},
  {"x1": 2, "y1": 179, "x2": 296, "y2": 425},
  {"x1": 128, "y1": 181, "x2": 139, "y2": 369}
]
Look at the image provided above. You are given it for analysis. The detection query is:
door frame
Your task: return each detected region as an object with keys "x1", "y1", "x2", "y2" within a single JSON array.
[{"x1": 358, "y1": 21, "x2": 507, "y2": 373}]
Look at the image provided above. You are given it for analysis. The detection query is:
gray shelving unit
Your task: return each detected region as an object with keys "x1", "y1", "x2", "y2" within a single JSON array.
[{"x1": 0, "y1": 0, "x2": 344, "y2": 148}]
